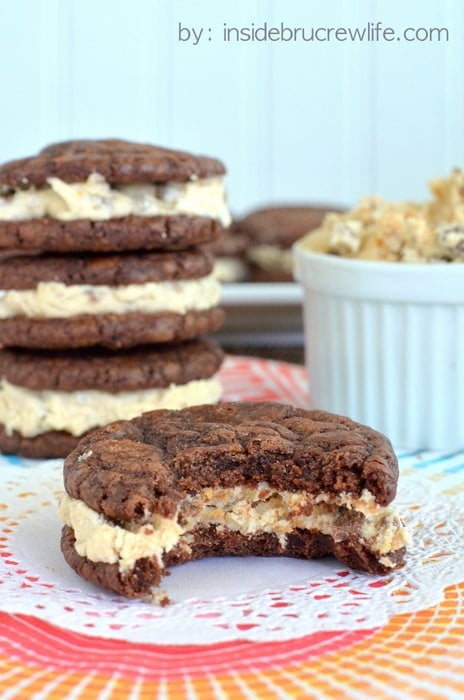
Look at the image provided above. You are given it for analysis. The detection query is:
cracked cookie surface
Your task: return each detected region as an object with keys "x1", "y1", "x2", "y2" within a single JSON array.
[{"x1": 59, "y1": 402, "x2": 407, "y2": 598}]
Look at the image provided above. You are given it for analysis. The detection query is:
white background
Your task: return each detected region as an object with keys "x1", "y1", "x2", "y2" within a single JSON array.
[{"x1": 0, "y1": 0, "x2": 463, "y2": 215}]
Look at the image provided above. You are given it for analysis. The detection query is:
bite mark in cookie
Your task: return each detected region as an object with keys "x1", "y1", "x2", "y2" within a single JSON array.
[{"x1": 59, "y1": 402, "x2": 408, "y2": 599}]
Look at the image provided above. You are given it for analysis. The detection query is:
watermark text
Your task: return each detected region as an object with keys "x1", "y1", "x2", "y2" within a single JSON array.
[{"x1": 178, "y1": 21, "x2": 450, "y2": 46}]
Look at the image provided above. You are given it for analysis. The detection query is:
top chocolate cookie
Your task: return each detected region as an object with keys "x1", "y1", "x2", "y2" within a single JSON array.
[
  {"x1": 0, "y1": 139, "x2": 226, "y2": 190},
  {"x1": 236, "y1": 206, "x2": 341, "y2": 247},
  {"x1": 64, "y1": 401, "x2": 399, "y2": 526}
]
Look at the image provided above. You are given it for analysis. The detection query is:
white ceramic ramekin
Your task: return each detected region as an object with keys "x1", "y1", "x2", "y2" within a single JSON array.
[{"x1": 293, "y1": 242, "x2": 464, "y2": 450}]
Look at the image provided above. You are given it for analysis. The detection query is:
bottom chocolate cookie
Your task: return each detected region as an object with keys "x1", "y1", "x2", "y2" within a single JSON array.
[
  {"x1": 58, "y1": 402, "x2": 409, "y2": 599},
  {"x1": 248, "y1": 263, "x2": 294, "y2": 283},
  {"x1": 1, "y1": 426, "x2": 83, "y2": 460},
  {"x1": 61, "y1": 521, "x2": 406, "y2": 601}
]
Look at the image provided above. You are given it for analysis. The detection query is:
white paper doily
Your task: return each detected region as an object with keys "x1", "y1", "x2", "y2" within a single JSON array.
[{"x1": 1, "y1": 452, "x2": 463, "y2": 646}]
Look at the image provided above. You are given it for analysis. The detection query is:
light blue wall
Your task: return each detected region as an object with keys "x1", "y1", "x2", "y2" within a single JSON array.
[{"x1": 0, "y1": 0, "x2": 462, "y2": 215}]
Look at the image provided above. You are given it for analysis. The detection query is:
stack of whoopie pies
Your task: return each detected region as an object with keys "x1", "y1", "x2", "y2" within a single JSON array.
[{"x1": 0, "y1": 139, "x2": 230, "y2": 458}]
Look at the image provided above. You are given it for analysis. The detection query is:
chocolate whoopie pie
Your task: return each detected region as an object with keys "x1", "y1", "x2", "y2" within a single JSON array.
[
  {"x1": 0, "y1": 339, "x2": 224, "y2": 459},
  {"x1": 236, "y1": 205, "x2": 343, "y2": 282},
  {"x1": 0, "y1": 249, "x2": 224, "y2": 349},
  {"x1": 0, "y1": 139, "x2": 229, "y2": 253},
  {"x1": 59, "y1": 402, "x2": 408, "y2": 599},
  {"x1": 206, "y1": 222, "x2": 250, "y2": 282}
]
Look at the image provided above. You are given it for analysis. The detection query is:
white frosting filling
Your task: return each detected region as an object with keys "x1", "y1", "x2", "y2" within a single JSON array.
[
  {"x1": 0, "y1": 174, "x2": 231, "y2": 226},
  {"x1": 0, "y1": 275, "x2": 220, "y2": 319},
  {"x1": 58, "y1": 485, "x2": 409, "y2": 572},
  {"x1": 59, "y1": 498, "x2": 183, "y2": 570},
  {"x1": 212, "y1": 257, "x2": 248, "y2": 282},
  {"x1": 247, "y1": 245, "x2": 294, "y2": 274},
  {"x1": 0, "y1": 377, "x2": 222, "y2": 437}
]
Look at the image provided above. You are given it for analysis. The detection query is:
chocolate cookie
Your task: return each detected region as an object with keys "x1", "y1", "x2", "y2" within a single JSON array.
[
  {"x1": 0, "y1": 339, "x2": 224, "y2": 459},
  {"x1": 237, "y1": 206, "x2": 339, "y2": 247},
  {"x1": 0, "y1": 308, "x2": 225, "y2": 350},
  {"x1": 247, "y1": 266, "x2": 294, "y2": 283},
  {"x1": 206, "y1": 223, "x2": 249, "y2": 257},
  {"x1": 1, "y1": 428, "x2": 84, "y2": 460},
  {"x1": 0, "y1": 248, "x2": 214, "y2": 288},
  {"x1": 0, "y1": 215, "x2": 222, "y2": 253},
  {"x1": 0, "y1": 139, "x2": 225, "y2": 190},
  {"x1": 0, "y1": 338, "x2": 223, "y2": 391},
  {"x1": 59, "y1": 402, "x2": 408, "y2": 599}
]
